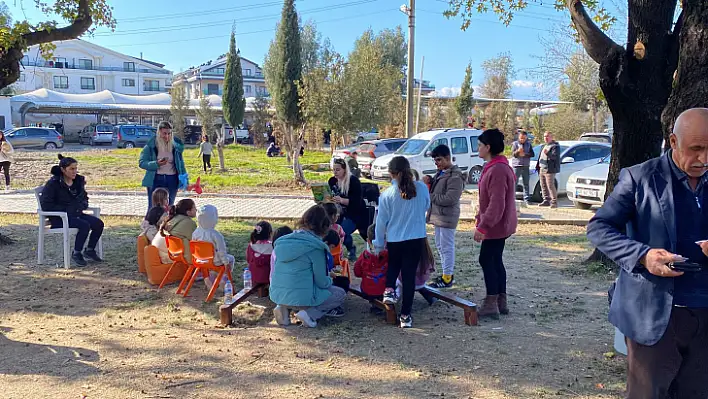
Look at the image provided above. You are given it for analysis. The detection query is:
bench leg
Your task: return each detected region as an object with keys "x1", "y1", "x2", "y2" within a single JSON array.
[
  {"x1": 464, "y1": 307, "x2": 478, "y2": 326},
  {"x1": 219, "y1": 304, "x2": 233, "y2": 327},
  {"x1": 384, "y1": 304, "x2": 397, "y2": 325}
]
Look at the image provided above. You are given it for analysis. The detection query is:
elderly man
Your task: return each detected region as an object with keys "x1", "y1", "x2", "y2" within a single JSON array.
[
  {"x1": 537, "y1": 131, "x2": 560, "y2": 208},
  {"x1": 587, "y1": 108, "x2": 708, "y2": 398}
]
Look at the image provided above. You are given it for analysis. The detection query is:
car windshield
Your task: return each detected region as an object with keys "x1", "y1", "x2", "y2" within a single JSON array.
[
  {"x1": 530, "y1": 144, "x2": 570, "y2": 161},
  {"x1": 581, "y1": 135, "x2": 610, "y2": 143},
  {"x1": 97, "y1": 124, "x2": 112, "y2": 132},
  {"x1": 602, "y1": 155, "x2": 611, "y2": 164},
  {"x1": 396, "y1": 139, "x2": 428, "y2": 155}
]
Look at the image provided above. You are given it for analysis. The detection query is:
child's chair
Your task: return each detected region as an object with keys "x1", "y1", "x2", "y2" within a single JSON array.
[
  {"x1": 330, "y1": 243, "x2": 350, "y2": 278},
  {"x1": 178, "y1": 241, "x2": 234, "y2": 302},
  {"x1": 159, "y1": 236, "x2": 190, "y2": 289},
  {"x1": 144, "y1": 245, "x2": 187, "y2": 286},
  {"x1": 137, "y1": 235, "x2": 148, "y2": 274}
]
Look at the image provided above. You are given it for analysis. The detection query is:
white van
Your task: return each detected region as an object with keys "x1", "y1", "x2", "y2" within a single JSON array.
[{"x1": 370, "y1": 128, "x2": 485, "y2": 184}]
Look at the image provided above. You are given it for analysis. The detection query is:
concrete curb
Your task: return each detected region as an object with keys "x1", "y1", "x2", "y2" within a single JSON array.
[{"x1": 1, "y1": 189, "x2": 313, "y2": 200}]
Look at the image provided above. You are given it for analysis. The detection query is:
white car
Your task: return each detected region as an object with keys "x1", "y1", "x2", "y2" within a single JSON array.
[
  {"x1": 513, "y1": 141, "x2": 611, "y2": 202},
  {"x1": 566, "y1": 156, "x2": 610, "y2": 209}
]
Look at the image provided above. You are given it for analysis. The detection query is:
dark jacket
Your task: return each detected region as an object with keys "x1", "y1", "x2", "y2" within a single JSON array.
[
  {"x1": 40, "y1": 166, "x2": 89, "y2": 217},
  {"x1": 511, "y1": 140, "x2": 535, "y2": 168},
  {"x1": 538, "y1": 141, "x2": 560, "y2": 173},
  {"x1": 328, "y1": 175, "x2": 368, "y2": 233},
  {"x1": 587, "y1": 153, "x2": 696, "y2": 346},
  {"x1": 427, "y1": 165, "x2": 464, "y2": 229}
]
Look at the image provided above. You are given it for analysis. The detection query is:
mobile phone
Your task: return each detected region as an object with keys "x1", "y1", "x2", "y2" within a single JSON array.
[
  {"x1": 668, "y1": 261, "x2": 703, "y2": 272},
  {"x1": 160, "y1": 157, "x2": 168, "y2": 162}
]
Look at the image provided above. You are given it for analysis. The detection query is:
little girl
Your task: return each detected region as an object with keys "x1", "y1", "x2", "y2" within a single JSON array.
[
  {"x1": 322, "y1": 202, "x2": 345, "y2": 242},
  {"x1": 152, "y1": 199, "x2": 197, "y2": 264},
  {"x1": 140, "y1": 206, "x2": 166, "y2": 242},
  {"x1": 197, "y1": 135, "x2": 213, "y2": 172},
  {"x1": 247, "y1": 221, "x2": 273, "y2": 286},
  {"x1": 142, "y1": 188, "x2": 169, "y2": 232}
]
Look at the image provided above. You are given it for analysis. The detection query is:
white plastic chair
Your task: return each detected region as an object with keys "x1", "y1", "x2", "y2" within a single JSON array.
[{"x1": 35, "y1": 186, "x2": 104, "y2": 269}]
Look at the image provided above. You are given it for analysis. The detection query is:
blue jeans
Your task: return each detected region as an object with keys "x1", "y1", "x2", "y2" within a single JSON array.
[
  {"x1": 50, "y1": 214, "x2": 104, "y2": 252},
  {"x1": 147, "y1": 174, "x2": 179, "y2": 210}
]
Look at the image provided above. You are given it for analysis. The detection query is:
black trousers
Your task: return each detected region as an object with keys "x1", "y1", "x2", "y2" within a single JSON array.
[
  {"x1": 202, "y1": 154, "x2": 212, "y2": 171},
  {"x1": 479, "y1": 237, "x2": 508, "y2": 296},
  {"x1": 386, "y1": 238, "x2": 425, "y2": 316},
  {"x1": 50, "y1": 214, "x2": 104, "y2": 253},
  {"x1": 0, "y1": 161, "x2": 9, "y2": 186},
  {"x1": 626, "y1": 307, "x2": 708, "y2": 399}
]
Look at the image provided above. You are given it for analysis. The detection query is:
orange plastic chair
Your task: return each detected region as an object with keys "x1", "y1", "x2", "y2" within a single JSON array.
[
  {"x1": 159, "y1": 235, "x2": 191, "y2": 289},
  {"x1": 179, "y1": 241, "x2": 234, "y2": 302},
  {"x1": 137, "y1": 235, "x2": 148, "y2": 274},
  {"x1": 330, "y1": 243, "x2": 351, "y2": 279},
  {"x1": 145, "y1": 245, "x2": 187, "y2": 285}
]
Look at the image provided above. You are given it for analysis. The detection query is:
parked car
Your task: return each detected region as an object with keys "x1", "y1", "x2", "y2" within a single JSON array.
[
  {"x1": 183, "y1": 125, "x2": 203, "y2": 145},
  {"x1": 370, "y1": 128, "x2": 484, "y2": 184},
  {"x1": 512, "y1": 141, "x2": 611, "y2": 202},
  {"x1": 5, "y1": 127, "x2": 64, "y2": 149},
  {"x1": 330, "y1": 144, "x2": 360, "y2": 169},
  {"x1": 566, "y1": 155, "x2": 610, "y2": 209},
  {"x1": 79, "y1": 123, "x2": 114, "y2": 146},
  {"x1": 355, "y1": 131, "x2": 379, "y2": 143},
  {"x1": 115, "y1": 124, "x2": 156, "y2": 148},
  {"x1": 579, "y1": 132, "x2": 612, "y2": 144},
  {"x1": 354, "y1": 138, "x2": 407, "y2": 178}
]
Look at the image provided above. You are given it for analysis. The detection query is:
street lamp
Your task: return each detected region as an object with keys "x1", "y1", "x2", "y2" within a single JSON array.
[{"x1": 400, "y1": 1, "x2": 415, "y2": 138}]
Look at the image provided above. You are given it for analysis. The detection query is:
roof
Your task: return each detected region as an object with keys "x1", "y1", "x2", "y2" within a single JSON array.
[
  {"x1": 72, "y1": 39, "x2": 171, "y2": 73},
  {"x1": 134, "y1": 58, "x2": 165, "y2": 68},
  {"x1": 412, "y1": 128, "x2": 483, "y2": 141}
]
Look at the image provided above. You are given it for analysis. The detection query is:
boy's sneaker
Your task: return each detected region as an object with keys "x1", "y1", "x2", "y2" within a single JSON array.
[
  {"x1": 273, "y1": 305, "x2": 290, "y2": 326},
  {"x1": 71, "y1": 251, "x2": 87, "y2": 267},
  {"x1": 382, "y1": 290, "x2": 398, "y2": 305},
  {"x1": 399, "y1": 314, "x2": 413, "y2": 328},
  {"x1": 427, "y1": 275, "x2": 454, "y2": 289},
  {"x1": 325, "y1": 306, "x2": 345, "y2": 318},
  {"x1": 83, "y1": 249, "x2": 103, "y2": 263},
  {"x1": 538, "y1": 201, "x2": 551, "y2": 207},
  {"x1": 294, "y1": 310, "x2": 317, "y2": 328}
]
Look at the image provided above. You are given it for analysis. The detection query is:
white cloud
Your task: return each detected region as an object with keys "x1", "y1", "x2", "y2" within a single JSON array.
[
  {"x1": 430, "y1": 86, "x2": 461, "y2": 97},
  {"x1": 512, "y1": 80, "x2": 535, "y2": 88}
]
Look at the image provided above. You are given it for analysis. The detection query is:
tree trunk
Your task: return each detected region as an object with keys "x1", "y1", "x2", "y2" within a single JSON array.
[
  {"x1": 217, "y1": 143, "x2": 226, "y2": 171},
  {"x1": 289, "y1": 125, "x2": 306, "y2": 184},
  {"x1": 590, "y1": 98, "x2": 598, "y2": 133}
]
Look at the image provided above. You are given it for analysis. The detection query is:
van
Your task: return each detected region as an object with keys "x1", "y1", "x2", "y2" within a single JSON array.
[
  {"x1": 79, "y1": 123, "x2": 114, "y2": 146},
  {"x1": 370, "y1": 128, "x2": 484, "y2": 184},
  {"x1": 115, "y1": 124, "x2": 156, "y2": 148}
]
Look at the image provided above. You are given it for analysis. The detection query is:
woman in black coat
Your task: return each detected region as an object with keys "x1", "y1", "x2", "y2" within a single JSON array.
[
  {"x1": 40, "y1": 154, "x2": 104, "y2": 267},
  {"x1": 329, "y1": 157, "x2": 368, "y2": 260}
]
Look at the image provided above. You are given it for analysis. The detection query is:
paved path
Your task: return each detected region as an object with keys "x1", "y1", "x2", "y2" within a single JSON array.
[{"x1": 0, "y1": 190, "x2": 594, "y2": 223}]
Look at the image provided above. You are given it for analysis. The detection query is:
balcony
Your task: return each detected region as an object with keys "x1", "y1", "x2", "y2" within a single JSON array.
[
  {"x1": 24, "y1": 60, "x2": 171, "y2": 75},
  {"x1": 144, "y1": 86, "x2": 167, "y2": 92}
]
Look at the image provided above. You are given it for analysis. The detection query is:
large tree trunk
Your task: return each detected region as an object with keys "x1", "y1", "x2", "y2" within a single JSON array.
[
  {"x1": 289, "y1": 125, "x2": 306, "y2": 184},
  {"x1": 217, "y1": 144, "x2": 226, "y2": 172}
]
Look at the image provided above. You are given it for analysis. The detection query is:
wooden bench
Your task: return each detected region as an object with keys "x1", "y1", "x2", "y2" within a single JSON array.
[
  {"x1": 219, "y1": 283, "x2": 269, "y2": 327},
  {"x1": 348, "y1": 284, "x2": 398, "y2": 325},
  {"x1": 418, "y1": 286, "x2": 478, "y2": 326}
]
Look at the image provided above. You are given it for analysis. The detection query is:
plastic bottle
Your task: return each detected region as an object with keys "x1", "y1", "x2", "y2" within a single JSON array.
[
  {"x1": 224, "y1": 280, "x2": 234, "y2": 305},
  {"x1": 243, "y1": 267, "x2": 252, "y2": 291}
]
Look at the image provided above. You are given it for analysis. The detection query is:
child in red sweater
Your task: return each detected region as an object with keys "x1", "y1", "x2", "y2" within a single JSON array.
[{"x1": 354, "y1": 223, "x2": 388, "y2": 300}]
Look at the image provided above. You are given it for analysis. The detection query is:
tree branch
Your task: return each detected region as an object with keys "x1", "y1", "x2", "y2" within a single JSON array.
[
  {"x1": 21, "y1": 0, "x2": 92, "y2": 47},
  {"x1": 566, "y1": 0, "x2": 622, "y2": 64}
]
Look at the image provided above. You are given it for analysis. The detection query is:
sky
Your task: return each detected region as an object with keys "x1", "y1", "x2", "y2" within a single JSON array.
[{"x1": 5, "y1": 0, "x2": 612, "y2": 100}]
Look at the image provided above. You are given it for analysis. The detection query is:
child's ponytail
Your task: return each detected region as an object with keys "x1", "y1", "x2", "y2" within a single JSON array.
[{"x1": 250, "y1": 221, "x2": 273, "y2": 243}]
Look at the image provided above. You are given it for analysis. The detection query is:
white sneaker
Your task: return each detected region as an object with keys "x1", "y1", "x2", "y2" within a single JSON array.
[
  {"x1": 273, "y1": 305, "x2": 290, "y2": 326},
  {"x1": 294, "y1": 310, "x2": 317, "y2": 328},
  {"x1": 3, "y1": 185, "x2": 8, "y2": 193}
]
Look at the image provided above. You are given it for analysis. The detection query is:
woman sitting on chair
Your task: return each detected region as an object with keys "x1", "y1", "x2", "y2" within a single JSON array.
[{"x1": 40, "y1": 154, "x2": 104, "y2": 267}]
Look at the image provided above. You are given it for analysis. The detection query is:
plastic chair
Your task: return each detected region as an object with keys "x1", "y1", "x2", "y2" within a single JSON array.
[
  {"x1": 330, "y1": 243, "x2": 350, "y2": 279},
  {"x1": 144, "y1": 245, "x2": 187, "y2": 285},
  {"x1": 158, "y1": 235, "x2": 190, "y2": 289},
  {"x1": 137, "y1": 235, "x2": 148, "y2": 274},
  {"x1": 178, "y1": 241, "x2": 234, "y2": 302}
]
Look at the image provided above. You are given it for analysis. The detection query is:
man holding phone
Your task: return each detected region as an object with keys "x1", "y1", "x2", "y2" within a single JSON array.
[{"x1": 588, "y1": 108, "x2": 708, "y2": 398}]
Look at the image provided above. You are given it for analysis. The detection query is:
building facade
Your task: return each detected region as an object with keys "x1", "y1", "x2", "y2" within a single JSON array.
[
  {"x1": 14, "y1": 39, "x2": 172, "y2": 96},
  {"x1": 172, "y1": 55, "x2": 267, "y2": 99}
]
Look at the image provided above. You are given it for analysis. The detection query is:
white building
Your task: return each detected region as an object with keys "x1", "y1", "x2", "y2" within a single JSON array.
[
  {"x1": 14, "y1": 39, "x2": 172, "y2": 96},
  {"x1": 172, "y1": 55, "x2": 267, "y2": 99}
]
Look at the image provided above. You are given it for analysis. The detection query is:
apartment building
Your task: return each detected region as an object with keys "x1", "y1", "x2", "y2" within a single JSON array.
[
  {"x1": 14, "y1": 39, "x2": 172, "y2": 95},
  {"x1": 172, "y1": 55, "x2": 267, "y2": 99}
]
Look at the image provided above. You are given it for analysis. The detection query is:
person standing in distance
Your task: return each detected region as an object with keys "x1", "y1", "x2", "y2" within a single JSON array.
[
  {"x1": 511, "y1": 130, "x2": 535, "y2": 204},
  {"x1": 537, "y1": 131, "x2": 560, "y2": 208},
  {"x1": 425, "y1": 144, "x2": 464, "y2": 289},
  {"x1": 139, "y1": 121, "x2": 186, "y2": 209},
  {"x1": 588, "y1": 108, "x2": 708, "y2": 398}
]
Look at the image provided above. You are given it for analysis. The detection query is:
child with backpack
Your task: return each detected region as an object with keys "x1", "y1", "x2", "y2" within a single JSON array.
[{"x1": 354, "y1": 223, "x2": 389, "y2": 301}]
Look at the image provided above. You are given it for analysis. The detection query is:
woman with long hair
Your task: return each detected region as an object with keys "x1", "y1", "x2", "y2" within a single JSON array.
[
  {"x1": 373, "y1": 156, "x2": 430, "y2": 328},
  {"x1": 0, "y1": 130, "x2": 14, "y2": 192},
  {"x1": 139, "y1": 121, "x2": 186, "y2": 209},
  {"x1": 328, "y1": 157, "x2": 368, "y2": 260},
  {"x1": 474, "y1": 128, "x2": 518, "y2": 319}
]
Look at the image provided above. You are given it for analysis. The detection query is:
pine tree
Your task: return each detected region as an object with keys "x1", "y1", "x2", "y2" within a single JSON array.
[
  {"x1": 454, "y1": 62, "x2": 474, "y2": 126},
  {"x1": 169, "y1": 85, "x2": 189, "y2": 141},
  {"x1": 222, "y1": 26, "x2": 245, "y2": 135}
]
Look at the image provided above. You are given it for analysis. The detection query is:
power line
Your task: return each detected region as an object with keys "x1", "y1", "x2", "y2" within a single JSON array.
[
  {"x1": 95, "y1": 0, "x2": 381, "y2": 37},
  {"x1": 417, "y1": 8, "x2": 559, "y2": 34},
  {"x1": 118, "y1": 1, "x2": 284, "y2": 23},
  {"x1": 104, "y1": 8, "x2": 397, "y2": 48}
]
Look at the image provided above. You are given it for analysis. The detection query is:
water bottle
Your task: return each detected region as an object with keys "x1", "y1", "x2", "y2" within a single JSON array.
[
  {"x1": 224, "y1": 280, "x2": 234, "y2": 305},
  {"x1": 243, "y1": 267, "x2": 252, "y2": 291}
]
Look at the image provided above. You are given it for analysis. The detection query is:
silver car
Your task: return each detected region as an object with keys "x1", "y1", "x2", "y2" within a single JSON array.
[
  {"x1": 5, "y1": 127, "x2": 65, "y2": 150},
  {"x1": 354, "y1": 138, "x2": 407, "y2": 177},
  {"x1": 79, "y1": 123, "x2": 114, "y2": 146}
]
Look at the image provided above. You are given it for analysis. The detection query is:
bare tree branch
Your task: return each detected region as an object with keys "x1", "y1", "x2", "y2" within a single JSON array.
[
  {"x1": 21, "y1": 0, "x2": 92, "y2": 47},
  {"x1": 567, "y1": 0, "x2": 622, "y2": 64}
]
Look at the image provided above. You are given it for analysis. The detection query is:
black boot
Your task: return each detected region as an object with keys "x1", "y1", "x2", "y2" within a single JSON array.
[
  {"x1": 83, "y1": 248, "x2": 103, "y2": 262},
  {"x1": 72, "y1": 251, "x2": 87, "y2": 267}
]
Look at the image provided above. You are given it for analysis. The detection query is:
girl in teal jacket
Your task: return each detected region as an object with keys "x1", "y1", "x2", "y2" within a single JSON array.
[{"x1": 270, "y1": 205, "x2": 347, "y2": 328}]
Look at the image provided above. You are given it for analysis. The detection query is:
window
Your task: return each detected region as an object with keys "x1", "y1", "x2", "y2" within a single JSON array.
[
  {"x1": 53, "y1": 76, "x2": 69, "y2": 89},
  {"x1": 21, "y1": 56, "x2": 29, "y2": 65},
  {"x1": 81, "y1": 77, "x2": 95, "y2": 90},
  {"x1": 588, "y1": 145, "x2": 611, "y2": 160},
  {"x1": 122, "y1": 78, "x2": 136, "y2": 87},
  {"x1": 122, "y1": 127, "x2": 137, "y2": 136},
  {"x1": 137, "y1": 127, "x2": 152, "y2": 137},
  {"x1": 244, "y1": 85, "x2": 252, "y2": 94},
  {"x1": 144, "y1": 79, "x2": 160, "y2": 91},
  {"x1": 451, "y1": 137, "x2": 469, "y2": 154},
  {"x1": 427, "y1": 138, "x2": 448, "y2": 155},
  {"x1": 243, "y1": 68, "x2": 252, "y2": 76},
  {"x1": 207, "y1": 83, "x2": 219, "y2": 95},
  {"x1": 469, "y1": 136, "x2": 479, "y2": 152},
  {"x1": 566, "y1": 146, "x2": 595, "y2": 162},
  {"x1": 54, "y1": 57, "x2": 67, "y2": 68},
  {"x1": 214, "y1": 68, "x2": 225, "y2": 74},
  {"x1": 397, "y1": 139, "x2": 428, "y2": 155},
  {"x1": 123, "y1": 62, "x2": 135, "y2": 72},
  {"x1": 18, "y1": 73, "x2": 26, "y2": 82},
  {"x1": 78, "y1": 58, "x2": 93, "y2": 69},
  {"x1": 385, "y1": 141, "x2": 405, "y2": 151},
  {"x1": 28, "y1": 128, "x2": 48, "y2": 137}
]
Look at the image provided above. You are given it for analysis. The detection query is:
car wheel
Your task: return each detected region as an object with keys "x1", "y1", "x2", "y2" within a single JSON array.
[
  {"x1": 531, "y1": 179, "x2": 560, "y2": 203},
  {"x1": 574, "y1": 201, "x2": 592, "y2": 210},
  {"x1": 468, "y1": 166, "x2": 483, "y2": 185},
  {"x1": 44, "y1": 142, "x2": 57, "y2": 150},
  {"x1": 125, "y1": 142, "x2": 135, "y2": 149}
]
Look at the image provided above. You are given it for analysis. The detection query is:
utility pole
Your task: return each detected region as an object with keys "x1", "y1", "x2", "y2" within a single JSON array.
[
  {"x1": 401, "y1": 0, "x2": 415, "y2": 138},
  {"x1": 415, "y1": 56, "x2": 424, "y2": 134}
]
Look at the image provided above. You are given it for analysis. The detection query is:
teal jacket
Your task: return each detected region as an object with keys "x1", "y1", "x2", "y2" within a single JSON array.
[
  {"x1": 139, "y1": 137, "x2": 187, "y2": 188},
  {"x1": 269, "y1": 230, "x2": 332, "y2": 307}
]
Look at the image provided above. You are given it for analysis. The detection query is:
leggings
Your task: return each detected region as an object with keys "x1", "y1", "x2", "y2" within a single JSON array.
[
  {"x1": 202, "y1": 154, "x2": 212, "y2": 171},
  {"x1": 386, "y1": 237, "x2": 425, "y2": 316},
  {"x1": 50, "y1": 214, "x2": 104, "y2": 252},
  {"x1": 479, "y1": 237, "x2": 508, "y2": 296},
  {"x1": 0, "y1": 161, "x2": 9, "y2": 186}
]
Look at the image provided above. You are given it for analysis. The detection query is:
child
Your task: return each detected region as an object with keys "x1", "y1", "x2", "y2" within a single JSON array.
[
  {"x1": 140, "y1": 206, "x2": 165, "y2": 242},
  {"x1": 152, "y1": 199, "x2": 198, "y2": 264},
  {"x1": 192, "y1": 204, "x2": 235, "y2": 286},
  {"x1": 322, "y1": 202, "x2": 345, "y2": 242},
  {"x1": 198, "y1": 135, "x2": 213, "y2": 172},
  {"x1": 323, "y1": 229, "x2": 341, "y2": 273},
  {"x1": 142, "y1": 188, "x2": 169, "y2": 232},
  {"x1": 247, "y1": 221, "x2": 273, "y2": 286},
  {"x1": 269, "y1": 225, "x2": 293, "y2": 283},
  {"x1": 354, "y1": 223, "x2": 389, "y2": 301},
  {"x1": 270, "y1": 205, "x2": 346, "y2": 328}
]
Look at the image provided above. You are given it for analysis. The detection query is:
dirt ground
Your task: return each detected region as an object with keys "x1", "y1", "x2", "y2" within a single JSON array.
[{"x1": 0, "y1": 215, "x2": 625, "y2": 399}]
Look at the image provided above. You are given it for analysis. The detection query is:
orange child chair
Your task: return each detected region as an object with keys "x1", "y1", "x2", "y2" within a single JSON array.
[
  {"x1": 137, "y1": 235, "x2": 149, "y2": 274},
  {"x1": 178, "y1": 241, "x2": 234, "y2": 302},
  {"x1": 330, "y1": 243, "x2": 351, "y2": 279},
  {"x1": 159, "y1": 235, "x2": 191, "y2": 289},
  {"x1": 145, "y1": 245, "x2": 187, "y2": 285}
]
